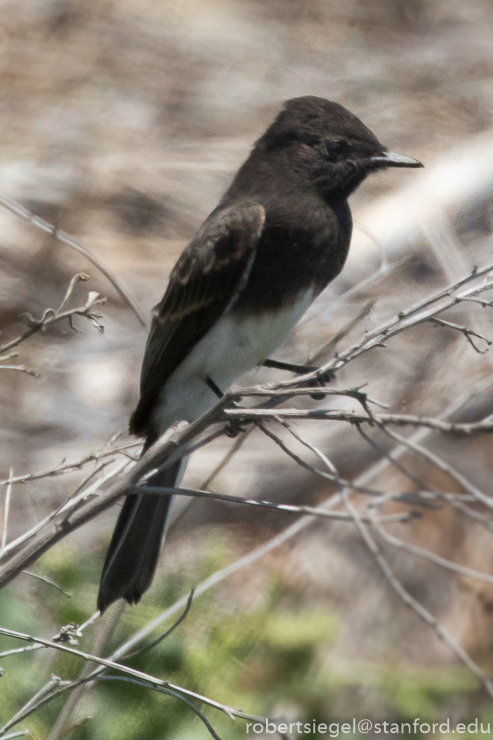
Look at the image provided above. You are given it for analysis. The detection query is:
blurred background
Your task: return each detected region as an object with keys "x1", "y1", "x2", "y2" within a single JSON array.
[{"x1": 2, "y1": 0, "x2": 493, "y2": 737}]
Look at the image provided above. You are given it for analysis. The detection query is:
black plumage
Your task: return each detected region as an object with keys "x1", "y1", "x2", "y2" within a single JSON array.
[{"x1": 97, "y1": 96, "x2": 422, "y2": 612}]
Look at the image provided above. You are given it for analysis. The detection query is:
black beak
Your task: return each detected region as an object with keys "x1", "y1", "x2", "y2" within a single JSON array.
[{"x1": 370, "y1": 150, "x2": 423, "y2": 168}]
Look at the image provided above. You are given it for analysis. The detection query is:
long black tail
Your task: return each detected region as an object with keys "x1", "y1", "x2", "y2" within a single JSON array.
[{"x1": 97, "y1": 458, "x2": 181, "y2": 613}]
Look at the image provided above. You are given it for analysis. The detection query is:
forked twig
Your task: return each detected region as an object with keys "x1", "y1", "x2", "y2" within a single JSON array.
[
  {"x1": 0, "y1": 274, "x2": 105, "y2": 355},
  {"x1": 0, "y1": 193, "x2": 147, "y2": 327}
]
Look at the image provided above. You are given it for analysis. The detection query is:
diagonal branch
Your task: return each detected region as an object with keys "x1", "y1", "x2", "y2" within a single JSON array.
[
  {"x1": 0, "y1": 274, "x2": 105, "y2": 355},
  {"x1": 341, "y1": 490, "x2": 493, "y2": 698},
  {"x1": 0, "y1": 623, "x2": 269, "y2": 732},
  {"x1": 429, "y1": 316, "x2": 492, "y2": 353},
  {"x1": 0, "y1": 193, "x2": 147, "y2": 327}
]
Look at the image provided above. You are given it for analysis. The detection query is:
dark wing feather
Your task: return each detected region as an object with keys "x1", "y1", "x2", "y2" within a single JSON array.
[{"x1": 130, "y1": 201, "x2": 265, "y2": 437}]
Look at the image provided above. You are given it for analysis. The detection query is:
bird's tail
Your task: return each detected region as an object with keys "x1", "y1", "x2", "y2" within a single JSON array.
[{"x1": 97, "y1": 456, "x2": 183, "y2": 613}]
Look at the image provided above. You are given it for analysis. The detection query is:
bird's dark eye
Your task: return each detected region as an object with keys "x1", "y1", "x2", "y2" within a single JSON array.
[{"x1": 322, "y1": 139, "x2": 349, "y2": 160}]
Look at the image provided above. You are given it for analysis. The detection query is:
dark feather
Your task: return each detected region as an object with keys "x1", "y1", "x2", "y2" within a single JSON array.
[
  {"x1": 130, "y1": 201, "x2": 265, "y2": 436},
  {"x1": 97, "y1": 459, "x2": 181, "y2": 611}
]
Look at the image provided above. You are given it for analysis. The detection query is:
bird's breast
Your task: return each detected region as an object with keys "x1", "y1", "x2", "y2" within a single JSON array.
[
  {"x1": 233, "y1": 201, "x2": 351, "y2": 313},
  {"x1": 153, "y1": 288, "x2": 315, "y2": 431}
]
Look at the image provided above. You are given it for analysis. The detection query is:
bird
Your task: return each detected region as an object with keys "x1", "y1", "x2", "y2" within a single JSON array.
[{"x1": 97, "y1": 95, "x2": 422, "y2": 612}]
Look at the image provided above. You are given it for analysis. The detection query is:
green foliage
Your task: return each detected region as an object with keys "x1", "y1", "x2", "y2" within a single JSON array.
[{"x1": 0, "y1": 536, "x2": 490, "y2": 739}]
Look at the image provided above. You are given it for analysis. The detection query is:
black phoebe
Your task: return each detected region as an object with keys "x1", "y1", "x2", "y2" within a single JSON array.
[{"x1": 97, "y1": 96, "x2": 422, "y2": 612}]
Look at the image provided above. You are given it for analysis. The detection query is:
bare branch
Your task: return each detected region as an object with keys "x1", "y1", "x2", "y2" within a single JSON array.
[
  {"x1": 355, "y1": 423, "x2": 438, "y2": 496},
  {"x1": 0, "y1": 624, "x2": 271, "y2": 728},
  {"x1": 1, "y1": 471, "x2": 13, "y2": 550},
  {"x1": 46, "y1": 602, "x2": 125, "y2": 740},
  {"x1": 269, "y1": 266, "x2": 493, "y2": 390},
  {"x1": 0, "y1": 411, "x2": 219, "y2": 584},
  {"x1": 0, "y1": 675, "x2": 63, "y2": 736},
  {"x1": 125, "y1": 588, "x2": 195, "y2": 659},
  {"x1": 0, "y1": 193, "x2": 147, "y2": 327},
  {"x1": 429, "y1": 316, "x2": 492, "y2": 353},
  {"x1": 0, "y1": 644, "x2": 43, "y2": 660},
  {"x1": 7, "y1": 257, "x2": 493, "y2": 732},
  {"x1": 128, "y1": 484, "x2": 412, "y2": 525},
  {"x1": 0, "y1": 460, "x2": 131, "y2": 562},
  {"x1": 340, "y1": 491, "x2": 493, "y2": 697},
  {"x1": 0, "y1": 275, "x2": 106, "y2": 355},
  {"x1": 0, "y1": 442, "x2": 140, "y2": 488},
  {"x1": 20, "y1": 571, "x2": 72, "y2": 598},
  {"x1": 0, "y1": 365, "x2": 38, "y2": 377},
  {"x1": 94, "y1": 676, "x2": 226, "y2": 740},
  {"x1": 373, "y1": 523, "x2": 493, "y2": 585},
  {"x1": 235, "y1": 384, "x2": 387, "y2": 408},
  {"x1": 223, "y1": 406, "x2": 493, "y2": 435},
  {"x1": 380, "y1": 425, "x2": 493, "y2": 511}
]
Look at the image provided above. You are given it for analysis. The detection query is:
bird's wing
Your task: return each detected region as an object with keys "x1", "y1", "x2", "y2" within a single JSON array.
[{"x1": 130, "y1": 201, "x2": 265, "y2": 436}]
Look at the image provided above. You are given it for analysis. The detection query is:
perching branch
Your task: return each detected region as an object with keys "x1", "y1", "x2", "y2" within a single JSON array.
[{"x1": 6, "y1": 255, "x2": 493, "y2": 734}]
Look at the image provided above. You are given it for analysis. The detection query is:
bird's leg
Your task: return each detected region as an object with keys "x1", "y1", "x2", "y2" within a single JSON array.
[
  {"x1": 205, "y1": 375, "x2": 224, "y2": 399},
  {"x1": 262, "y1": 359, "x2": 318, "y2": 375},
  {"x1": 205, "y1": 376, "x2": 249, "y2": 437},
  {"x1": 262, "y1": 359, "x2": 334, "y2": 400}
]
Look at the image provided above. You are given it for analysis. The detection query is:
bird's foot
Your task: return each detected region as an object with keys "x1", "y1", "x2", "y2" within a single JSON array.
[
  {"x1": 303, "y1": 370, "x2": 335, "y2": 400},
  {"x1": 205, "y1": 376, "x2": 251, "y2": 436},
  {"x1": 225, "y1": 416, "x2": 251, "y2": 438}
]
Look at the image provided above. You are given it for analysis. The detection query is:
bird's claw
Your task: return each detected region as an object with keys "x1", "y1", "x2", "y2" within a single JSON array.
[
  {"x1": 225, "y1": 418, "x2": 250, "y2": 438},
  {"x1": 304, "y1": 369, "x2": 335, "y2": 400}
]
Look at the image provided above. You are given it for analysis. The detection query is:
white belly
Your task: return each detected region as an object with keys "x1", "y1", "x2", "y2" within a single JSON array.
[{"x1": 153, "y1": 289, "x2": 315, "y2": 432}]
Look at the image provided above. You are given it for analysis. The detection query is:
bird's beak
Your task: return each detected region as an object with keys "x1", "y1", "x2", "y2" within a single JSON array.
[{"x1": 370, "y1": 150, "x2": 423, "y2": 168}]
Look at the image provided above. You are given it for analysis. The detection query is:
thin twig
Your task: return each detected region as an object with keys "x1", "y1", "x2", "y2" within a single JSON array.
[
  {"x1": 0, "y1": 460, "x2": 131, "y2": 563},
  {"x1": 373, "y1": 523, "x2": 493, "y2": 585},
  {"x1": 0, "y1": 365, "x2": 38, "y2": 377},
  {"x1": 1, "y1": 470, "x2": 13, "y2": 550},
  {"x1": 125, "y1": 587, "x2": 195, "y2": 659},
  {"x1": 0, "y1": 275, "x2": 105, "y2": 355},
  {"x1": 0, "y1": 442, "x2": 140, "y2": 488},
  {"x1": 0, "y1": 676, "x2": 63, "y2": 736},
  {"x1": 341, "y1": 490, "x2": 493, "y2": 698},
  {"x1": 6, "y1": 259, "x2": 493, "y2": 732},
  {"x1": 21, "y1": 571, "x2": 72, "y2": 598},
  {"x1": 269, "y1": 268, "x2": 493, "y2": 390},
  {"x1": 46, "y1": 602, "x2": 125, "y2": 740},
  {"x1": 200, "y1": 429, "x2": 251, "y2": 490},
  {"x1": 355, "y1": 423, "x2": 438, "y2": 496},
  {"x1": 0, "y1": 193, "x2": 147, "y2": 327},
  {"x1": 223, "y1": 406, "x2": 493, "y2": 435},
  {"x1": 0, "y1": 624, "x2": 269, "y2": 728},
  {"x1": 128, "y1": 484, "x2": 411, "y2": 524},
  {"x1": 0, "y1": 644, "x2": 43, "y2": 659},
  {"x1": 381, "y1": 425, "x2": 493, "y2": 511},
  {"x1": 429, "y1": 316, "x2": 492, "y2": 354},
  {"x1": 95, "y1": 676, "x2": 226, "y2": 740}
]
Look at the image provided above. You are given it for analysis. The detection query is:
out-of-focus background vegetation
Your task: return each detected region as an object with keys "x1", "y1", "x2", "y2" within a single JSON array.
[{"x1": 2, "y1": 0, "x2": 493, "y2": 737}]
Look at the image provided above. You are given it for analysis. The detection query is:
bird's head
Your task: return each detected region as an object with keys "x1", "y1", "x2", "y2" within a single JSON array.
[{"x1": 256, "y1": 96, "x2": 423, "y2": 200}]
